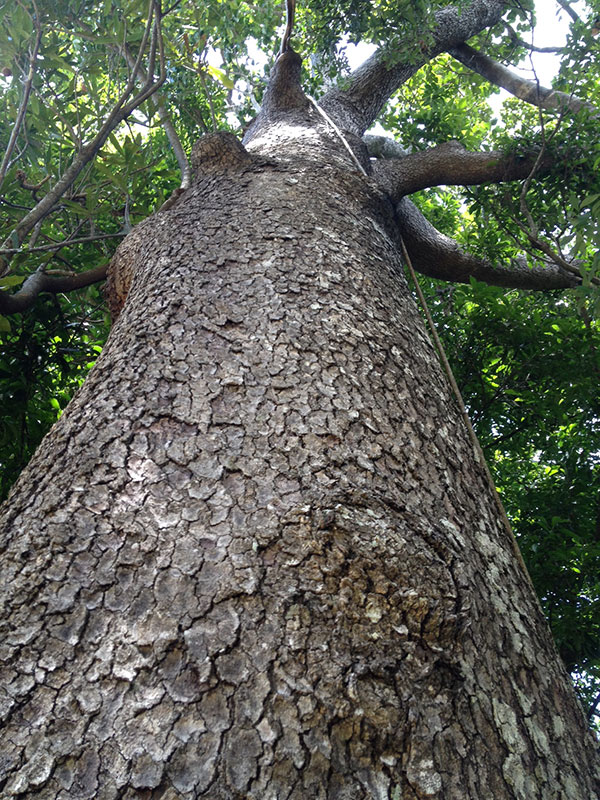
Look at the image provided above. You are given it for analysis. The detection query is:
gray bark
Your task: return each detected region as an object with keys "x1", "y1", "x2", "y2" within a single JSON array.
[
  {"x1": 1, "y1": 103, "x2": 599, "y2": 800},
  {"x1": 371, "y1": 141, "x2": 548, "y2": 201}
]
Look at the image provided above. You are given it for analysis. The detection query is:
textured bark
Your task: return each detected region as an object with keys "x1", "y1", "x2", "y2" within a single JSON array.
[{"x1": 1, "y1": 118, "x2": 599, "y2": 800}]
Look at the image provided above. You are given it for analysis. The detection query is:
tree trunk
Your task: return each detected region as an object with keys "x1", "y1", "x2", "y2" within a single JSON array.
[{"x1": 1, "y1": 114, "x2": 598, "y2": 798}]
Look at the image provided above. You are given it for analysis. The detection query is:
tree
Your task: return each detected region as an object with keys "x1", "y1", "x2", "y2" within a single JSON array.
[{"x1": 1, "y1": 0, "x2": 599, "y2": 796}]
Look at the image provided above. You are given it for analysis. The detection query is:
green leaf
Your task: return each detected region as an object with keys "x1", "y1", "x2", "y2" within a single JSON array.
[
  {"x1": 0, "y1": 275, "x2": 26, "y2": 288},
  {"x1": 206, "y1": 64, "x2": 235, "y2": 89}
]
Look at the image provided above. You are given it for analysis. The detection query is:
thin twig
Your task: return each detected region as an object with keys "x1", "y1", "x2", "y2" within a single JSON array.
[
  {"x1": 198, "y1": 66, "x2": 218, "y2": 133},
  {"x1": 513, "y1": 73, "x2": 591, "y2": 282},
  {"x1": 587, "y1": 689, "x2": 600, "y2": 721},
  {"x1": 503, "y1": 22, "x2": 565, "y2": 53},
  {"x1": 35, "y1": 81, "x2": 81, "y2": 147},
  {"x1": 0, "y1": 231, "x2": 126, "y2": 255},
  {"x1": 486, "y1": 192, "x2": 589, "y2": 285},
  {"x1": 0, "y1": 0, "x2": 166, "y2": 276},
  {"x1": 0, "y1": 1, "x2": 42, "y2": 190},
  {"x1": 122, "y1": 43, "x2": 191, "y2": 187},
  {"x1": 518, "y1": 70, "x2": 548, "y2": 237},
  {"x1": 511, "y1": 217, "x2": 597, "y2": 284}
]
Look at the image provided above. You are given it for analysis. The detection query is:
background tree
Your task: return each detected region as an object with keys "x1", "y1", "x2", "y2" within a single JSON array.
[{"x1": 0, "y1": 0, "x2": 599, "y2": 795}]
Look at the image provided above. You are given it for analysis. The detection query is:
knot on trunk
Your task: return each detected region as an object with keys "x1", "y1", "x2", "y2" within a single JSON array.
[{"x1": 191, "y1": 132, "x2": 253, "y2": 177}]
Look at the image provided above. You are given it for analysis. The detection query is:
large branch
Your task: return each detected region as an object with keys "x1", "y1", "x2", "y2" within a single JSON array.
[
  {"x1": 0, "y1": 264, "x2": 107, "y2": 314},
  {"x1": 320, "y1": 0, "x2": 509, "y2": 135},
  {"x1": 396, "y1": 197, "x2": 580, "y2": 290},
  {"x1": 449, "y1": 43, "x2": 598, "y2": 116},
  {"x1": 372, "y1": 141, "x2": 543, "y2": 201}
]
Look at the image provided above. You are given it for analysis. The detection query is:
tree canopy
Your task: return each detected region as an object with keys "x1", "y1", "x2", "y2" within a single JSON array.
[{"x1": 1, "y1": 0, "x2": 599, "y2": 723}]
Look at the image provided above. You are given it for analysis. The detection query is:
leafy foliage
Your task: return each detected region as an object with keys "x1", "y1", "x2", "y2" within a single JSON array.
[
  {"x1": 1, "y1": 0, "x2": 599, "y2": 723},
  {"x1": 0, "y1": 286, "x2": 106, "y2": 499}
]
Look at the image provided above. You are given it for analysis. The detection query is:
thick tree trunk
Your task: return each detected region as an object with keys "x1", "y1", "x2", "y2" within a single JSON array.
[{"x1": 1, "y1": 114, "x2": 598, "y2": 798}]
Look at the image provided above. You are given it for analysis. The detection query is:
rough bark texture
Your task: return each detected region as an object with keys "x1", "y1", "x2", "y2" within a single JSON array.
[{"x1": 1, "y1": 120, "x2": 599, "y2": 799}]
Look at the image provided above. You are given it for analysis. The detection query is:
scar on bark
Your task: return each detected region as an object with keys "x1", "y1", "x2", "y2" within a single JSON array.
[{"x1": 105, "y1": 224, "x2": 143, "y2": 321}]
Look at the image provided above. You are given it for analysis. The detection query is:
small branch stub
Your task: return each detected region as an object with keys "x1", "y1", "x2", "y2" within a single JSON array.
[
  {"x1": 191, "y1": 132, "x2": 253, "y2": 177},
  {"x1": 261, "y1": 49, "x2": 308, "y2": 115}
]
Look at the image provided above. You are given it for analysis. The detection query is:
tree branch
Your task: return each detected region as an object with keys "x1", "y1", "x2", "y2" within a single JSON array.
[
  {"x1": 121, "y1": 45, "x2": 191, "y2": 189},
  {"x1": 449, "y1": 43, "x2": 598, "y2": 116},
  {"x1": 363, "y1": 134, "x2": 410, "y2": 159},
  {"x1": 511, "y1": 215, "x2": 598, "y2": 284},
  {"x1": 279, "y1": 0, "x2": 296, "y2": 56},
  {"x1": 396, "y1": 197, "x2": 580, "y2": 290},
  {"x1": 587, "y1": 689, "x2": 600, "y2": 722},
  {"x1": 0, "y1": 2, "x2": 42, "y2": 191},
  {"x1": 0, "y1": 264, "x2": 107, "y2": 314},
  {"x1": 243, "y1": 49, "x2": 309, "y2": 143},
  {"x1": 503, "y1": 22, "x2": 565, "y2": 53},
  {"x1": 320, "y1": 0, "x2": 509, "y2": 135},
  {"x1": 260, "y1": 49, "x2": 308, "y2": 115},
  {"x1": 0, "y1": 231, "x2": 126, "y2": 255},
  {"x1": 372, "y1": 141, "x2": 544, "y2": 201},
  {"x1": 0, "y1": 0, "x2": 166, "y2": 276},
  {"x1": 556, "y1": 0, "x2": 580, "y2": 24}
]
